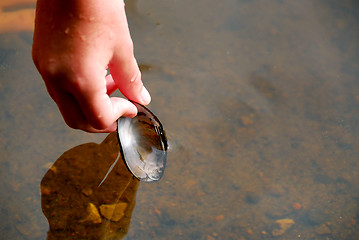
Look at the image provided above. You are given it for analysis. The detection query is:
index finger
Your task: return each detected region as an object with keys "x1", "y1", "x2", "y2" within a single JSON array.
[{"x1": 67, "y1": 66, "x2": 137, "y2": 130}]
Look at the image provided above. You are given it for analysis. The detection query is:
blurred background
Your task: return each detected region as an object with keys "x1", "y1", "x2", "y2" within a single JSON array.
[{"x1": 0, "y1": 0, "x2": 359, "y2": 239}]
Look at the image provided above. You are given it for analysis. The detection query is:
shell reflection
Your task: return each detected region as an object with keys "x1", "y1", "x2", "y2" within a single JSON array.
[{"x1": 117, "y1": 102, "x2": 168, "y2": 182}]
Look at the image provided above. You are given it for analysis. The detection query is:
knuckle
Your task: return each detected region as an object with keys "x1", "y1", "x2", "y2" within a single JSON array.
[
  {"x1": 88, "y1": 114, "x2": 112, "y2": 131},
  {"x1": 36, "y1": 59, "x2": 88, "y2": 93},
  {"x1": 130, "y1": 70, "x2": 142, "y2": 86},
  {"x1": 37, "y1": 60, "x2": 71, "y2": 82},
  {"x1": 63, "y1": 117, "x2": 80, "y2": 130},
  {"x1": 123, "y1": 37, "x2": 134, "y2": 52}
]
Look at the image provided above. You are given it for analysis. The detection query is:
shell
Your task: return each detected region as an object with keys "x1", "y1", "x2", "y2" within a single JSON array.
[{"x1": 117, "y1": 102, "x2": 167, "y2": 182}]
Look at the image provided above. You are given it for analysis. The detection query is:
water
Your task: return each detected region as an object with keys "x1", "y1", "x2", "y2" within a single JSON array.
[{"x1": 1, "y1": 0, "x2": 359, "y2": 239}]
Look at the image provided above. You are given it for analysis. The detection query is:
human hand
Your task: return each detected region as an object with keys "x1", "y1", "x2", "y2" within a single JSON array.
[{"x1": 32, "y1": 0, "x2": 150, "y2": 132}]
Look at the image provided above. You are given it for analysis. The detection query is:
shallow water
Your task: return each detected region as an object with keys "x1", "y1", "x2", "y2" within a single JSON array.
[{"x1": 1, "y1": 0, "x2": 359, "y2": 239}]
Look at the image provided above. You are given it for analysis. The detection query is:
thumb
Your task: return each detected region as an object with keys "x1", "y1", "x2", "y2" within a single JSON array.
[{"x1": 109, "y1": 55, "x2": 151, "y2": 105}]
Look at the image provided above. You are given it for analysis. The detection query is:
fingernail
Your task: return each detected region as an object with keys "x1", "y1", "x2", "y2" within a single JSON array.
[{"x1": 141, "y1": 86, "x2": 151, "y2": 105}]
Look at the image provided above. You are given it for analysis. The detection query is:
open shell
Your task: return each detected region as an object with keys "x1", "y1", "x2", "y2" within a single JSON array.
[{"x1": 117, "y1": 102, "x2": 167, "y2": 182}]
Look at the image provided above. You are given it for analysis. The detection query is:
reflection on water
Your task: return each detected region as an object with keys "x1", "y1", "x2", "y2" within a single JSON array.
[
  {"x1": 41, "y1": 133, "x2": 139, "y2": 239},
  {"x1": 0, "y1": 0, "x2": 359, "y2": 239}
]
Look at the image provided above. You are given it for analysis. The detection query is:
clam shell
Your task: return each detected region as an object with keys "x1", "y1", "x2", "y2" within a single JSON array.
[{"x1": 117, "y1": 102, "x2": 167, "y2": 182}]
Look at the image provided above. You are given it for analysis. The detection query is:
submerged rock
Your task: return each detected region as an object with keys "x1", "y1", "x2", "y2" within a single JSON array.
[
  {"x1": 315, "y1": 224, "x2": 331, "y2": 235},
  {"x1": 100, "y1": 202, "x2": 128, "y2": 222},
  {"x1": 271, "y1": 218, "x2": 295, "y2": 236},
  {"x1": 80, "y1": 203, "x2": 102, "y2": 224}
]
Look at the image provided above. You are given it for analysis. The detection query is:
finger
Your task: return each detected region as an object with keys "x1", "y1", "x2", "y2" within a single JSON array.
[
  {"x1": 47, "y1": 81, "x2": 128, "y2": 133},
  {"x1": 52, "y1": 89, "x2": 117, "y2": 132},
  {"x1": 105, "y1": 74, "x2": 118, "y2": 95},
  {"x1": 75, "y1": 80, "x2": 138, "y2": 130},
  {"x1": 107, "y1": 6, "x2": 151, "y2": 105},
  {"x1": 110, "y1": 56, "x2": 151, "y2": 105}
]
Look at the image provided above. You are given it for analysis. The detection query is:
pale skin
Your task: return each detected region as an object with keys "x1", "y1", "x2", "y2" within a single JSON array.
[{"x1": 32, "y1": 0, "x2": 150, "y2": 133}]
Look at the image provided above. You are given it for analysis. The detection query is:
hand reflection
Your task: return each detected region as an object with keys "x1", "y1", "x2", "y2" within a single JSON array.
[{"x1": 40, "y1": 132, "x2": 139, "y2": 240}]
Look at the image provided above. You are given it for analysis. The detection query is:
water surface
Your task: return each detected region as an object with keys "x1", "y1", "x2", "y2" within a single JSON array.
[{"x1": 0, "y1": 0, "x2": 359, "y2": 239}]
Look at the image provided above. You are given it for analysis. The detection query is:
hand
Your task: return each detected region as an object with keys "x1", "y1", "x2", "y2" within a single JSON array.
[{"x1": 32, "y1": 0, "x2": 151, "y2": 132}]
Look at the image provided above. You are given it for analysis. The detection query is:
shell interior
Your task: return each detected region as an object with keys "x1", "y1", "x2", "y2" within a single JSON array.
[{"x1": 117, "y1": 102, "x2": 167, "y2": 182}]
